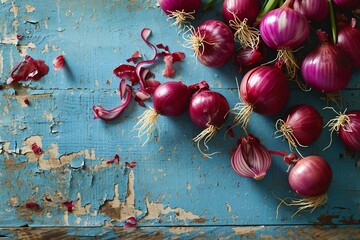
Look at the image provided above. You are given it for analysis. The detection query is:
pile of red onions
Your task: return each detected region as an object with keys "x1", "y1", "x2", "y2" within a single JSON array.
[
  {"x1": 336, "y1": 18, "x2": 360, "y2": 69},
  {"x1": 222, "y1": 0, "x2": 261, "y2": 49},
  {"x1": 231, "y1": 133, "x2": 272, "y2": 180},
  {"x1": 301, "y1": 30, "x2": 353, "y2": 93},
  {"x1": 284, "y1": 154, "x2": 333, "y2": 215},
  {"x1": 275, "y1": 104, "x2": 323, "y2": 153},
  {"x1": 158, "y1": 0, "x2": 201, "y2": 27},
  {"x1": 233, "y1": 62, "x2": 290, "y2": 130},
  {"x1": 134, "y1": 81, "x2": 191, "y2": 144},
  {"x1": 259, "y1": 0, "x2": 310, "y2": 81},
  {"x1": 189, "y1": 81, "x2": 230, "y2": 157},
  {"x1": 184, "y1": 19, "x2": 235, "y2": 68},
  {"x1": 324, "y1": 109, "x2": 360, "y2": 151}
]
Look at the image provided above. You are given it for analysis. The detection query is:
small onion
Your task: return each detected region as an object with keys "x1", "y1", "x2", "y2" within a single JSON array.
[
  {"x1": 259, "y1": 2, "x2": 310, "y2": 80},
  {"x1": 222, "y1": 0, "x2": 261, "y2": 49},
  {"x1": 325, "y1": 109, "x2": 360, "y2": 151},
  {"x1": 275, "y1": 104, "x2": 323, "y2": 151},
  {"x1": 231, "y1": 133, "x2": 272, "y2": 180},
  {"x1": 189, "y1": 83, "x2": 230, "y2": 156},
  {"x1": 158, "y1": 0, "x2": 201, "y2": 26},
  {"x1": 134, "y1": 81, "x2": 191, "y2": 144},
  {"x1": 233, "y1": 63, "x2": 290, "y2": 130},
  {"x1": 233, "y1": 42, "x2": 267, "y2": 72},
  {"x1": 277, "y1": 154, "x2": 332, "y2": 215},
  {"x1": 185, "y1": 20, "x2": 235, "y2": 68},
  {"x1": 291, "y1": 0, "x2": 329, "y2": 22},
  {"x1": 337, "y1": 18, "x2": 360, "y2": 69},
  {"x1": 301, "y1": 30, "x2": 353, "y2": 93}
]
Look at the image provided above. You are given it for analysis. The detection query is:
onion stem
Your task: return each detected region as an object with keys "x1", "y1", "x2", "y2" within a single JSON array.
[
  {"x1": 166, "y1": 10, "x2": 195, "y2": 29},
  {"x1": 193, "y1": 124, "x2": 220, "y2": 158},
  {"x1": 232, "y1": 102, "x2": 253, "y2": 132},
  {"x1": 255, "y1": 0, "x2": 281, "y2": 25},
  {"x1": 328, "y1": 0, "x2": 337, "y2": 44}
]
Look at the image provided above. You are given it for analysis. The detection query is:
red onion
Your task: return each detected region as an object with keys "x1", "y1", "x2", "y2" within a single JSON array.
[
  {"x1": 233, "y1": 63, "x2": 290, "y2": 130},
  {"x1": 301, "y1": 30, "x2": 353, "y2": 93},
  {"x1": 291, "y1": 0, "x2": 329, "y2": 22},
  {"x1": 325, "y1": 109, "x2": 360, "y2": 151},
  {"x1": 231, "y1": 133, "x2": 272, "y2": 180},
  {"x1": 259, "y1": 1, "x2": 310, "y2": 80},
  {"x1": 189, "y1": 82, "x2": 230, "y2": 156},
  {"x1": 337, "y1": 18, "x2": 360, "y2": 69},
  {"x1": 134, "y1": 81, "x2": 191, "y2": 144},
  {"x1": 53, "y1": 54, "x2": 66, "y2": 70},
  {"x1": 333, "y1": 0, "x2": 360, "y2": 9},
  {"x1": 233, "y1": 42, "x2": 267, "y2": 72},
  {"x1": 275, "y1": 104, "x2": 323, "y2": 151},
  {"x1": 184, "y1": 20, "x2": 235, "y2": 68},
  {"x1": 158, "y1": 0, "x2": 201, "y2": 26},
  {"x1": 277, "y1": 154, "x2": 332, "y2": 215},
  {"x1": 222, "y1": 0, "x2": 261, "y2": 49}
]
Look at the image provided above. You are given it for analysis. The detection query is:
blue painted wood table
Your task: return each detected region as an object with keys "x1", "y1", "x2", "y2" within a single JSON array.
[{"x1": 1, "y1": 1, "x2": 360, "y2": 239}]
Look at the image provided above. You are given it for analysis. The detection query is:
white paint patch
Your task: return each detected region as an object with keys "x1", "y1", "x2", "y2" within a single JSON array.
[
  {"x1": 226, "y1": 202, "x2": 232, "y2": 212},
  {"x1": 9, "y1": 4, "x2": 19, "y2": 18},
  {"x1": 277, "y1": 11, "x2": 288, "y2": 32},
  {"x1": 17, "y1": 42, "x2": 37, "y2": 56}
]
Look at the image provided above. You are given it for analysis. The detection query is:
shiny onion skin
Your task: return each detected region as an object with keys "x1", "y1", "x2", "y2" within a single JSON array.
[
  {"x1": 333, "y1": 0, "x2": 360, "y2": 9},
  {"x1": 158, "y1": 0, "x2": 201, "y2": 25},
  {"x1": 325, "y1": 110, "x2": 360, "y2": 151},
  {"x1": 233, "y1": 43, "x2": 267, "y2": 72},
  {"x1": 189, "y1": 90, "x2": 230, "y2": 129},
  {"x1": 301, "y1": 30, "x2": 353, "y2": 93},
  {"x1": 289, "y1": 156, "x2": 332, "y2": 197},
  {"x1": 259, "y1": 6, "x2": 310, "y2": 50},
  {"x1": 153, "y1": 81, "x2": 190, "y2": 116},
  {"x1": 231, "y1": 133, "x2": 272, "y2": 180},
  {"x1": 222, "y1": 0, "x2": 261, "y2": 26},
  {"x1": 276, "y1": 104, "x2": 323, "y2": 149},
  {"x1": 292, "y1": 0, "x2": 329, "y2": 22},
  {"x1": 186, "y1": 20, "x2": 235, "y2": 68},
  {"x1": 337, "y1": 18, "x2": 360, "y2": 69}
]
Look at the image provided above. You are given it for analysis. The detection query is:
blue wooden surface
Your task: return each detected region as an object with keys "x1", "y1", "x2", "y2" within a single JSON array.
[{"x1": 1, "y1": 0, "x2": 360, "y2": 239}]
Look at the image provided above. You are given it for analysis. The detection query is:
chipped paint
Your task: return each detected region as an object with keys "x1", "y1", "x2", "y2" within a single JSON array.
[
  {"x1": 226, "y1": 202, "x2": 232, "y2": 213},
  {"x1": 0, "y1": 50, "x2": 3, "y2": 75},
  {"x1": 9, "y1": 4, "x2": 19, "y2": 18},
  {"x1": 3, "y1": 93, "x2": 52, "y2": 108},
  {"x1": 17, "y1": 42, "x2": 37, "y2": 56},
  {"x1": 232, "y1": 226, "x2": 264, "y2": 236},
  {"x1": 25, "y1": 4, "x2": 36, "y2": 13}
]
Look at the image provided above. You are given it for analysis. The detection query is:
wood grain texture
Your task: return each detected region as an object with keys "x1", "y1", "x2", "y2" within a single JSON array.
[{"x1": 0, "y1": 0, "x2": 360, "y2": 237}]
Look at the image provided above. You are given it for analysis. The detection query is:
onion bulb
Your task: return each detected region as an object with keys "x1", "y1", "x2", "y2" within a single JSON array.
[
  {"x1": 324, "y1": 108, "x2": 360, "y2": 151},
  {"x1": 184, "y1": 20, "x2": 235, "y2": 68},
  {"x1": 337, "y1": 18, "x2": 360, "y2": 69},
  {"x1": 291, "y1": 0, "x2": 329, "y2": 22},
  {"x1": 158, "y1": 0, "x2": 201, "y2": 26}
]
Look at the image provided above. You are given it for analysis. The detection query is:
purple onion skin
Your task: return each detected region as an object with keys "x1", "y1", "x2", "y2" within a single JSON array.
[
  {"x1": 259, "y1": 7, "x2": 310, "y2": 50},
  {"x1": 292, "y1": 0, "x2": 329, "y2": 22},
  {"x1": 333, "y1": 0, "x2": 360, "y2": 9},
  {"x1": 189, "y1": 90, "x2": 230, "y2": 129},
  {"x1": 337, "y1": 19, "x2": 360, "y2": 69},
  {"x1": 301, "y1": 41, "x2": 353, "y2": 93},
  {"x1": 234, "y1": 43, "x2": 267, "y2": 72},
  {"x1": 284, "y1": 104, "x2": 323, "y2": 146},
  {"x1": 153, "y1": 81, "x2": 191, "y2": 117},
  {"x1": 158, "y1": 0, "x2": 201, "y2": 14},
  {"x1": 222, "y1": 0, "x2": 261, "y2": 26},
  {"x1": 240, "y1": 65, "x2": 290, "y2": 115},
  {"x1": 289, "y1": 156, "x2": 332, "y2": 197},
  {"x1": 339, "y1": 110, "x2": 360, "y2": 151},
  {"x1": 194, "y1": 20, "x2": 235, "y2": 68}
]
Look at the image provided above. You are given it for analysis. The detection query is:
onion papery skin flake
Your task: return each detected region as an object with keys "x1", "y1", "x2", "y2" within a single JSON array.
[
  {"x1": 301, "y1": 31, "x2": 353, "y2": 93},
  {"x1": 231, "y1": 133, "x2": 272, "y2": 180},
  {"x1": 292, "y1": 0, "x2": 329, "y2": 22},
  {"x1": 337, "y1": 18, "x2": 360, "y2": 69},
  {"x1": 259, "y1": 6, "x2": 310, "y2": 50},
  {"x1": 276, "y1": 104, "x2": 323, "y2": 149},
  {"x1": 186, "y1": 20, "x2": 235, "y2": 68},
  {"x1": 289, "y1": 156, "x2": 332, "y2": 198}
]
